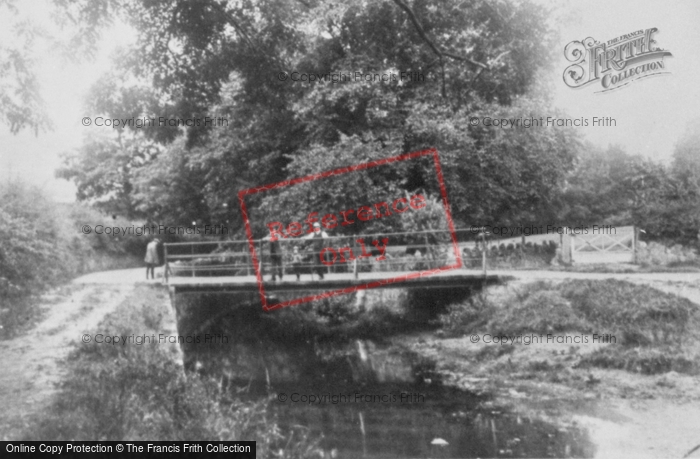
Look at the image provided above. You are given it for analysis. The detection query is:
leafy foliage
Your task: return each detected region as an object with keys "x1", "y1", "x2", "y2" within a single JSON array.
[
  {"x1": 0, "y1": 183, "x2": 75, "y2": 301},
  {"x1": 0, "y1": 0, "x2": 50, "y2": 134},
  {"x1": 55, "y1": 0, "x2": 576, "y2": 235},
  {"x1": 560, "y1": 141, "x2": 700, "y2": 245},
  {"x1": 0, "y1": 0, "x2": 121, "y2": 133},
  {"x1": 405, "y1": 98, "x2": 579, "y2": 227},
  {"x1": 6, "y1": 0, "x2": 697, "y2": 246},
  {"x1": 56, "y1": 131, "x2": 161, "y2": 218}
]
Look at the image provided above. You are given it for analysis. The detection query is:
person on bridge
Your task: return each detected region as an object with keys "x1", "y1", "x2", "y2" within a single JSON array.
[
  {"x1": 304, "y1": 222, "x2": 329, "y2": 280},
  {"x1": 145, "y1": 238, "x2": 160, "y2": 280},
  {"x1": 291, "y1": 245, "x2": 303, "y2": 281},
  {"x1": 270, "y1": 239, "x2": 284, "y2": 282},
  {"x1": 267, "y1": 235, "x2": 284, "y2": 281}
]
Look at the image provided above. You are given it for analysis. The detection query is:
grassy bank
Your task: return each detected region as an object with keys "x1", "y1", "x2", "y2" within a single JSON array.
[
  {"x1": 438, "y1": 279, "x2": 700, "y2": 376},
  {"x1": 408, "y1": 279, "x2": 700, "y2": 407},
  {"x1": 25, "y1": 285, "x2": 321, "y2": 457}
]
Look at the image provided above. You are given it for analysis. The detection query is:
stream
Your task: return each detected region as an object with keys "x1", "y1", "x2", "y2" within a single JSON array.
[{"x1": 173, "y1": 291, "x2": 596, "y2": 458}]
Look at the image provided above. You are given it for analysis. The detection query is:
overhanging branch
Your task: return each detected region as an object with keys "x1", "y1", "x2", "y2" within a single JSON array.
[{"x1": 392, "y1": 0, "x2": 506, "y2": 71}]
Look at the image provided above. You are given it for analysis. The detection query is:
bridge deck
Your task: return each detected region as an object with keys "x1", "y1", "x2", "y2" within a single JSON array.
[{"x1": 167, "y1": 269, "x2": 508, "y2": 293}]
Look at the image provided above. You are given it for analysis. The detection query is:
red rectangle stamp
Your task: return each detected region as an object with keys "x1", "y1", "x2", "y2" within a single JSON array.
[{"x1": 238, "y1": 148, "x2": 462, "y2": 311}]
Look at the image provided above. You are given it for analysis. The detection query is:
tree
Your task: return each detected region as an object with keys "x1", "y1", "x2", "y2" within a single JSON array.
[
  {"x1": 130, "y1": 138, "x2": 214, "y2": 227},
  {"x1": 559, "y1": 143, "x2": 699, "y2": 245},
  {"x1": 404, "y1": 98, "x2": 580, "y2": 228},
  {"x1": 559, "y1": 144, "x2": 638, "y2": 226},
  {"x1": 56, "y1": 130, "x2": 161, "y2": 217},
  {"x1": 58, "y1": 0, "x2": 575, "y2": 234},
  {"x1": 667, "y1": 121, "x2": 700, "y2": 243},
  {"x1": 0, "y1": 0, "x2": 50, "y2": 134},
  {"x1": 672, "y1": 121, "x2": 700, "y2": 193},
  {"x1": 0, "y1": 0, "x2": 119, "y2": 134}
]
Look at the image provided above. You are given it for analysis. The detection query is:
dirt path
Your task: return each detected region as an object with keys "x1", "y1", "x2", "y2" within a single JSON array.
[
  {"x1": 573, "y1": 399, "x2": 700, "y2": 459},
  {"x1": 0, "y1": 269, "x2": 164, "y2": 439}
]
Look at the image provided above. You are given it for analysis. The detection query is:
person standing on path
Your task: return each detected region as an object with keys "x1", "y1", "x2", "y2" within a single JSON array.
[{"x1": 145, "y1": 238, "x2": 160, "y2": 280}]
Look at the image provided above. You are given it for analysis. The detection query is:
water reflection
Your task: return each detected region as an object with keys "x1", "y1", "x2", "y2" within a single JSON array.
[
  {"x1": 271, "y1": 383, "x2": 594, "y2": 458},
  {"x1": 172, "y1": 292, "x2": 595, "y2": 458},
  {"x1": 203, "y1": 337, "x2": 594, "y2": 458}
]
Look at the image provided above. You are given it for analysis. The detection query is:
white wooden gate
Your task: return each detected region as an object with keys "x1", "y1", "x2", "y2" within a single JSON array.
[{"x1": 571, "y1": 226, "x2": 636, "y2": 264}]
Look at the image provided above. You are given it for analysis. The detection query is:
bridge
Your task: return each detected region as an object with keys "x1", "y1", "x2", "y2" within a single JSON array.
[{"x1": 162, "y1": 229, "x2": 520, "y2": 297}]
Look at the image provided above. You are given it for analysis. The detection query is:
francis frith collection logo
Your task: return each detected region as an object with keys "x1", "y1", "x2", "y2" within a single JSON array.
[{"x1": 563, "y1": 28, "x2": 672, "y2": 93}]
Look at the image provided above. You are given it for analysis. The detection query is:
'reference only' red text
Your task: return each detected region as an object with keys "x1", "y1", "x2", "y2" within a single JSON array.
[{"x1": 266, "y1": 194, "x2": 427, "y2": 241}]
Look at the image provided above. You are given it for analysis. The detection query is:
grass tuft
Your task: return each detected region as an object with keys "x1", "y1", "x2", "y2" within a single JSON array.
[
  {"x1": 26, "y1": 286, "x2": 322, "y2": 457},
  {"x1": 438, "y1": 279, "x2": 700, "y2": 375}
]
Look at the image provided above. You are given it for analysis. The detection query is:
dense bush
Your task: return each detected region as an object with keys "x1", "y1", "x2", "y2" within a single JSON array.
[
  {"x1": 0, "y1": 185, "x2": 71, "y2": 301},
  {"x1": 0, "y1": 207, "x2": 63, "y2": 301},
  {"x1": 0, "y1": 181, "x2": 144, "y2": 337},
  {"x1": 438, "y1": 293, "x2": 494, "y2": 335},
  {"x1": 636, "y1": 241, "x2": 699, "y2": 268}
]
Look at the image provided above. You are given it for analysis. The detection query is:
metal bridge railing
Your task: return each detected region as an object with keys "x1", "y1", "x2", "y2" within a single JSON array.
[{"x1": 163, "y1": 229, "x2": 496, "y2": 284}]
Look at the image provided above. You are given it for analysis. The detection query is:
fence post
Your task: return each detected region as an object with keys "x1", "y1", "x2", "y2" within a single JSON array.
[
  {"x1": 258, "y1": 238, "x2": 264, "y2": 278},
  {"x1": 481, "y1": 232, "x2": 487, "y2": 276},
  {"x1": 191, "y1": 244, "x2": 195, "y2": 277},
  {"x1": 246, "y1": 240, "x2": 251, "y2": 276},
  {"x1": 164, "y1": 244, "x2": 169, "y2": 284}
]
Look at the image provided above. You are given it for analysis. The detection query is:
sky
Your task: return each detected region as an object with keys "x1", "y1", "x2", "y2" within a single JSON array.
[
  {"x1": 1, "y1": 0, "x2": 699, "y2": 202},
  {"x1": 547, "y1": 0, "x2": 700, "y2": 161},
  {"x1": 0, "y1": 0, "x2": 135, "y2": 201}
]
